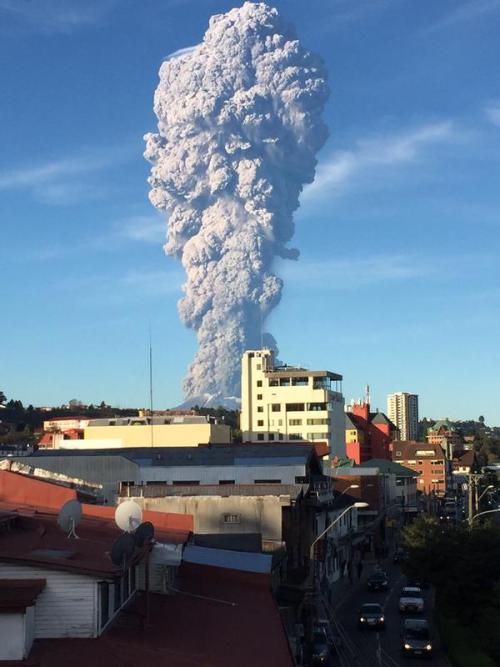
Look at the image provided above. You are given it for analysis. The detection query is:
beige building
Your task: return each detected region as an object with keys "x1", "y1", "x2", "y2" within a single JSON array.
[
  {"x1": 387, "y1": 392, "x2": 419, "y2": 441},
  {"x1": 240, "y1": 349, "x2": 345, "y2": 459},
  {"x1": 80, "y1": 415, "x2": 231, "y2": 449}
]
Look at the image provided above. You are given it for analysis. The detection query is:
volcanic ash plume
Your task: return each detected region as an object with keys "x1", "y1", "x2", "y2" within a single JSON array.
[{"x1": 144, "y1": 1, "x2": 329, "y2": 401}]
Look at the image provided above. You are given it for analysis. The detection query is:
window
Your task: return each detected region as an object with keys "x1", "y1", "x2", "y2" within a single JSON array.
[
  {"x1": 289, "y1": 419, "x2": 302, "y2": 426},
  {"x1": 257, "y1": 420, "x2": 264, "y2": 426},
  {"x1": 257, "y1": 433, "x2": 265, "y2": 441},
  {"x1": 257, "y1": 394, "x2": 263, "y2": 400},
  {"x1": 292, "y1": 377, "x2": 309, "y2": 386},
  {"x1": 306, "y1": 418, "x2": 330, "y2": 426},
  {"x1": 172, "y1": 480, "x2": 200, "y2": 485},
  {"x1": 279, "y1": 433, "x2": 284, "y2": 440},
  {"x1": 255, "y1": 479, "x2": 281, "y2": 484},
  {"x1": 289, "y1": 433, "x2": 303, "y2": 440},
  {"x1": 272, "y1": 403, "x2": 281, "y2": 412},
  {"x1": 307, "y1": 432, "x2": 330, "y2": 441},
  {"x1": 269, "y1": 379, "x2": 279, "y2": 387},
  {"x1": 257, "y1": 406, "x2": 263, "y2": 412},
  {"x1": 257, "y1": 380, "x2": 262, "y2": 387},
  {"x1": 286, "y1": 403, "x2": 305, "y2": 411},
  {"x1": 99, "y1": 582, "x2": 109, "y2": 629},
  {"x1": 279, "y1": 378, "x2": 291, "y2": 386},
  {"x1": 219, "y1": 480, "x2": 235, "y2": 485},
  {"x1": 268, "y1": 433, "x2": 275, "y2": 441},
  {"x1": 308, "y1": 402, "x2": 327, "y2": 411},
  {"x1": 223, "y1": 514, "x2": 241, "y2": 524},
  {"x1": 256, "y1": 364, "x2": 261, "y2": 370}
]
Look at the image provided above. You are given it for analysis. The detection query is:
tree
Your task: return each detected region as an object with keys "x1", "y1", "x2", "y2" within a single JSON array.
[
  {"x1": 479, "y1": 415, "x2": 485, "y2": 425},
  {"x1": 0, "y1": 391, "x2": 6, "y2": 405}
]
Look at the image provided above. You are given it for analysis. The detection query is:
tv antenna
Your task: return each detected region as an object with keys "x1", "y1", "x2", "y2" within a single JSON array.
[
  {"x1": 115, "y1": 500, "x2": 143, "y2": 533},
  {"x1": 57, "y1": 499, "x2": 82, "y2": 539},
  {"x1": 110, "y1": 533, "x2": 136, "y2": 568},
  {"x1": 149, "y1": 323, "x2": 154, "y2": 449}
]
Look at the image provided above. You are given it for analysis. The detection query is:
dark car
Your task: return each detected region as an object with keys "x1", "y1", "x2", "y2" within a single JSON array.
[
  {"x1": 402, "y1": 618, "x2": 433, "y2": 658},
  {"x1": 367, "y1": 571, "x2": 388, "y2": 591},
  {"x1": 311, "y1": 627, "x2": 330, "y2": 665},
  {"x1": 358, "y1": 603, "x2": 385, "y2": 630}
]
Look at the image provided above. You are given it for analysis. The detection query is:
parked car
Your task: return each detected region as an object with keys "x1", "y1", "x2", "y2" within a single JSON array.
[
  {"x1": 357, "y1": 603, "x2": 385, "y2": 630},
  {"x1": 399, "y1": 587, "x2": 424, "y2": 613},
  {"x1": 367, "y1": 571, "x2": 389, "y2": 591},
  {"x1": 402, "y1": 618, "x2": 433, "y2": 658},
  {"x1": 311, "y1": 626, "x2": 330, "y2": 665}
]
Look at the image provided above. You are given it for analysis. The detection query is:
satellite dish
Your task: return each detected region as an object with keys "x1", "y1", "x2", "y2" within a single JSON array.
[
  {"x1": 115, "y1": 500, "x2": 142, "y2": 533},
  {"x1": 57, "y1": 500, "x2": 82, "y2": 539},
  {"x1": 110, "y1": 533, "x2": 136, "y2": 567},
  {"x1": 134, "y1": 521, "x2": 154, "y2": 547}
]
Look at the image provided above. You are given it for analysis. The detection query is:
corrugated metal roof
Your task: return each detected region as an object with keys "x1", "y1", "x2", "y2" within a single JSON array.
[{"x1": 183, "y1": 545, "x2": 273, "y2": 573}]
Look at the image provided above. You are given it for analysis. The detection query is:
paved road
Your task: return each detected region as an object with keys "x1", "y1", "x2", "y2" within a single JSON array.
[{"x1": 319, "y1": 558, "x2": 452, "y2": 667}]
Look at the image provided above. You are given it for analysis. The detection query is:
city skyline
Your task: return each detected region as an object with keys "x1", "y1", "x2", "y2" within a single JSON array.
[{"x1": 1, "y1": 0, "x2": 499, "y2": 422}]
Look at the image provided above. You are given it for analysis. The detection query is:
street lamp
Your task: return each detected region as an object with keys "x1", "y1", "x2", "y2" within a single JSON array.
[
  {"x1": 309, "y1": 501, "x2": 369, "y2": 587},
  {"x1": 469, "y1": 508, "x2": 500, "y2": 526},
  {"x1": 477, "y1": 485, "x2": 495, "y2": 504}
]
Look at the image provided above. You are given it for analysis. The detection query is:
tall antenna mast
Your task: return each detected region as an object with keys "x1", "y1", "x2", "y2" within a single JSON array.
[
  {"x1": 365, "y1": 384, "x2": 371, "y2": 406},
  {"x1": 149, "y1": 324, "x2": 154, "y2": 449}
]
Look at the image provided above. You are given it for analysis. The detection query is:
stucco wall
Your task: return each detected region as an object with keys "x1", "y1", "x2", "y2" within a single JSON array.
[{"x1": 128, "y1": 494, "x2": 287, "y2": 546}]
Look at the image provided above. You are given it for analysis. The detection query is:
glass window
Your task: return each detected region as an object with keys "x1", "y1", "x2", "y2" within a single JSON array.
[
  {"x1": 257, "y1": 433, "x2": 265, "y2": 441},
  {"x1": 268, "y1": 433, "x2": 275, "y2": 441},
  {"x1": 289, "y1": 419, "x2": 302, "y2": 426},
  {"x1": 308, "y1": 402, "x2": 327, "y2": 411},
  {"x1": 269, "y1": 379, "x2": 279, "y2": 387},
  {"x1": 223, "y1": 513, "x2": 241, "y2": 523},
  {"x1": 279, "y1": 378, "x2": 291, "y2": 386},
  {"x1": 292, "y1": 377, "x2": 309, "y2": 386},
  {"x1": 257, "y1": 394, "x2": 262, "y2": 400},
  {"x1": 257, "y1": 420, "x2": 264, "y2": 426},
  {"x1": 257, "y1": 406, "x2": 263, "y2": 412},
  {"x1": 286, "y1": 403, "x2": 305, "y2": 411},
  {"x1": 289, "y1": 433, "x2": 303, "y2": 440},
  {"x1": 271, "y1": 404, "x2": 281, "y2": 412}
]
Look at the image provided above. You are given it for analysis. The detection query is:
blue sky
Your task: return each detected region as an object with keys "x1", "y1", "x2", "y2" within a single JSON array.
[{"x1": 1, "y1": 0, "x2": 499, "y2": 423}]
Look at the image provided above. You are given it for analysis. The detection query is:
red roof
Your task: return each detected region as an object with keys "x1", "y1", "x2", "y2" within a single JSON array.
[
  {"x1": 13, "y1": 563, "x2": 292, "y2": 667},
  {"x1": 0, "y1": 579, "x2": 46, "y2": 613},
  {"x1": 0, "y1": 470, "x2": 193, "y2": 576}
]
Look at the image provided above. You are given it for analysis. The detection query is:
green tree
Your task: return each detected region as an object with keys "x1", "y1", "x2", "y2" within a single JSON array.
[{"x1": 0, "y1": 391, "x2": 6, "y2": 405}]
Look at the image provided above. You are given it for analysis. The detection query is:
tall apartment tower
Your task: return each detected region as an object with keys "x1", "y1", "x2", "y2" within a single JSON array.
[
  {"x1": 241, "y1": 349, "x2": 346, "y2": 460},
  {"x1": 387, "y1": 392, "x2": 419, "y2": 441}
]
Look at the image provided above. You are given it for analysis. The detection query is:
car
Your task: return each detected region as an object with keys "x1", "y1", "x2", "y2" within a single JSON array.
[
  {"x1": 402, "y1": 618, "x2": 433, "y2": 658},
  {"x1": 311, "y1": 626, "x2": 330, "y2": 665},
  {"x1": 399, "y1": 587, "x2": 424, "y2": 613},
  {"x1": 367, "y1": 571, "x2": 389, "y2": 591},
  {"x1": 358, "y1": 603, "x2": 385, "y2": 630}
]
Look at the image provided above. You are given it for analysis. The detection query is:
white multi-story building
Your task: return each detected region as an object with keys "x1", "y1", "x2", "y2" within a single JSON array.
[
  {"x1": 387, "y1": 392, "x2": 419, "y2": 441},
  {"x1": 240, "y1": 349, "x2": 346, "y2": 459}
]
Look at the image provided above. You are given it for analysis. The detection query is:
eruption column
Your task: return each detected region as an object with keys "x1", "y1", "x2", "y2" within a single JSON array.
[{"x1": 144, "y1": 1, "x2": 329, "y2": 401}]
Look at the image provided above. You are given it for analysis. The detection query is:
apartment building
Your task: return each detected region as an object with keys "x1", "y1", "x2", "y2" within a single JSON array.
[
  {"x1": 387, "y1": 392, "x2": 419, "y2": 441},
  {"x1": 392, "y1": 441, "x2": 447, "y2": 496},
  {"x1": 240, "y1": 349, "x2": 345, "y2": 459}
]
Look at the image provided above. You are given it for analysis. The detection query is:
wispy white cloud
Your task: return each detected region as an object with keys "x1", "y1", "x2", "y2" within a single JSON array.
[
  {"x1": 485, "y1": 102, "x2": 500, "y2": 127},
  {"x1": 280, "y1": 254, "x2": 436, "y2": 291},
  {"x1": 304, "y1": 121, "x2": 455, "y2": 199},
  {"x1": 426, "y1": 0, "x2": 500, "y2": 32},
  {"x1": 0, "y1": 0, "x2": 120, "y2": 33},
  {"x1": 116, "y1": 215, "x2": 166, "y2": 244},
  {"x1": 0, "y1": 144, "x2": 135, "y2": 205},
  {"x1": 165, "y1": 45, "x2": 198, "y2": 60}
]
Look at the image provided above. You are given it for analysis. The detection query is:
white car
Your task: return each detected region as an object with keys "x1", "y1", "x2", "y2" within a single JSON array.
[{"x1": 399, "y1": 587, "x2": 424, "y2": 613}]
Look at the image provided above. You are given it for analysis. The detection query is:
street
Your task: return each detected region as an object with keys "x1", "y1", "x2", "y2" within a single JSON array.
[{"x1": 319, "y1": 558, "x2": 452, "y2": 667}]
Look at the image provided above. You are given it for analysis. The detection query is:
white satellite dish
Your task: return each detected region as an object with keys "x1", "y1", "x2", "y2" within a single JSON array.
[
  {"x1": 115, "y1": 500, "x2": 143, "y2": 533},
  {"x1": 57, "y1": 499, "x2": 82, "y2": 539}
]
